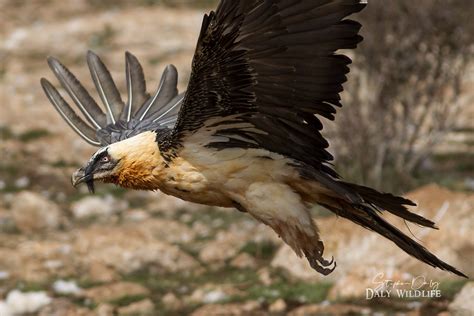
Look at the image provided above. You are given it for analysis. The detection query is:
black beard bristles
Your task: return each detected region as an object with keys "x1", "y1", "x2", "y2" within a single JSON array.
[{"x1": 86, "y1": 180, "x2": 95, "y2": 194}]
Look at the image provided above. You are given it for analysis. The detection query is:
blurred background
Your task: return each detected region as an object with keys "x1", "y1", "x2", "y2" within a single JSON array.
[{"x1": 0, "y1": 0, "x2": 473, "y2": 315}]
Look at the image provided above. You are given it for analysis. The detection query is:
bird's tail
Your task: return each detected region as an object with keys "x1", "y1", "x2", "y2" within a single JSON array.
[
  {"x1": 340, "y1": 182, "x2": 437, "y2": 229},
  {"x1": 321, "y1": 182, "x2": 467, "y2": 278}
]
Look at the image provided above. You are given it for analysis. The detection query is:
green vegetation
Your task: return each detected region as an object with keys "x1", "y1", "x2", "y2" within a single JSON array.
[
  {"x1": 18, "y1": 128, "x2": 51, "y2": 142},
  {"x1": 51, "y1": 160, "x2": 78, "y2": 169},
  {"x1": 16, "y1": 280, "x2": 50, "y2": 292},
  {"x1": 124, "y1": 265, "x2": 333, "y2": 314},
  {"x1": 0, "y1": 126, "x2": 14, "y2": 140},
  {"x1": 438, "y1": 279, "x2": 469, "y2": 300},
  {"x1": 109, "y1": 294, "x2": 149, "y2": 307},
  {"x1": 239, "y1": 240, "x2": 278, "y2": 261},
  {"x1": 0, "y1": 127, "x2": 51, "y2": 143},
  {"x1": 89, "y1": 24, "x2": 116, "y2": 49},
  {"x1": 241, "y1": 281, "x2": 332, "y2": 304}
]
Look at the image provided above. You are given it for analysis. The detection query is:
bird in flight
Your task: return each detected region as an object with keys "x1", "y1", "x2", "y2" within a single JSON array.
[{"x1": 41, "y1": 0, "x2": 466, "y2": 277}]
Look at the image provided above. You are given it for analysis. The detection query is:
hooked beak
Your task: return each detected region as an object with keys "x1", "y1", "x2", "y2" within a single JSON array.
[{"x1": 71, "y1": 167, "x2": 95, "y2": 193}]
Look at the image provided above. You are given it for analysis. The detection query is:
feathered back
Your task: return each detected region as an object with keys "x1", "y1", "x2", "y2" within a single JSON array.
[{"x1": 41, "y1": 51, "x2": 184, "y2": 146}]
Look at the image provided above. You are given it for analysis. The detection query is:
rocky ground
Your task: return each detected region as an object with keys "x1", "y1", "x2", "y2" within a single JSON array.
[{"x1": 1, "y1": 1, "x2": 473, "y2": 315}]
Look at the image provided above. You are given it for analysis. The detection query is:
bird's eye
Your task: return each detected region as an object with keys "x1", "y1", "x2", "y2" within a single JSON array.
[{"x1": 101, "y1": 156, "x2": 110, "y2": 163}]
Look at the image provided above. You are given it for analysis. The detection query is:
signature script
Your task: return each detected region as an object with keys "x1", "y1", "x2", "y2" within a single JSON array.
[{"x1": 372, "y1": 272, "x2": 440, "y2": 291}]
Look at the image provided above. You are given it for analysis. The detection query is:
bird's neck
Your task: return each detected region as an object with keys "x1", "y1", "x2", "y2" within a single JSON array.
[{"x1": 107, "y1": 131, "x2": 166, "y2": 190}]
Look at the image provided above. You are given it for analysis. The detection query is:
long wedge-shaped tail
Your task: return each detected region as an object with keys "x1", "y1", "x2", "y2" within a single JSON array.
[
  {"x1": 41, "y1": 51, "x2": 183, "y2": 146},
  {"x1": 320, "y1": 182, "x2": 467, "y2": 278}
]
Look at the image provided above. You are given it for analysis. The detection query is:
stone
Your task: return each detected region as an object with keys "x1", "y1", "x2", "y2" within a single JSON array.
[
  {"x1": 52, "y1": 279, "x2": 82, "y2": 295},
  {"x1": 268, "y1": 298, "x2": 287, "y2": 313},
  {"x1": 95, "y1": 304, "x2": 115, "y2": 316},
  {"x1": 230, "y1": 253, "x2": 258, "y2": 269},
  {"x1": 161, "y1": 292, "x2": 181, "y2": 310},
  {"x1": 0, "y1": 290, "x2": 52, "y2": 315},
  {"x1": 191, "y1": 301, "x2": 262, "y2": 316},
  {"x1": 83, "y1": 282, "x2": 149, "y2": 304},
  {"x1": 38, "y1": 298, "x2": 92, "y2": 316},
  {"x1": 257, "y1": 268, "x2": 273, "y2": 286},
  {"x1": 117, "y1": 299, "x2": 154, "y2": 315},
  {"x1": 328, "y1": 273, "x2": 375, "y2": 300},
  {"x1": 449, "y1": 282, "x2": 474, "y2": 315},
  {"x1": 10, "y1": 191, "x2": 62, "y2": 233},
  {"x1": 74, "y1": 225, "x2": 200, "y2": 275},
  {"x1": 87, "y1": 262, "x2": 118, "y2": 283},
  {"x1": 288, "y1": 303, "x2": 369, "y2": 316},
  {"x1": 71, "y1": 195, "x2": 128, "y2": 219},
  {"x1": 199, "y1": 231, "x2": 248, "y2": 264},
  {"x1": 187, "y1": 284, "x2": 242, "y2": 305}
]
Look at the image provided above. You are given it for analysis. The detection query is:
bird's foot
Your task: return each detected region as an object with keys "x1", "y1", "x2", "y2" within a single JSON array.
[{"x1": 306, "y1": 252, "x2": 337, "y2": 276}]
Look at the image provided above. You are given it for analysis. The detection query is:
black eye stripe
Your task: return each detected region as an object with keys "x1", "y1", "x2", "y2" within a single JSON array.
[{"x1": 94, "y1": 150, "x2": 109, "y2": 162}]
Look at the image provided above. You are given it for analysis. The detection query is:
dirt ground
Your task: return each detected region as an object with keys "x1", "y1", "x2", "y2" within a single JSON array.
[{"x1": 1, "y1": 1, "x2": 473, "y2": 315}]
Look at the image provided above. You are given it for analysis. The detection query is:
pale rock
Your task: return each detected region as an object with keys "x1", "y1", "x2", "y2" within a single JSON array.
[
  {"x1": 118, "y1": 299, "x2": 154, "y2": 315},
  {"x1": 0, "y1": 271, "x2": 10, "y2": 280},
  {"x1": 199, "y1": 231, "x2": 248, "y2": 263},
  {"x1": 269, "y1": 298, "x2": 287, "y2": 313},
  {"x1": 0, "y1": 302, "x2": 11, "y2": 316},
  {"x1": 71, "y1": 195, "x2": 128, "y2": 219},
  {"x1": 96, "y1": 304, "x2": 116, "y2": 316},
  {"x1": 203, "y1": 290, "x2": 228, "y2": 304},
  {"x1": 74, "y1": 225, "x2": 200, "y2": 275},
  {"x1": 191, "y1": 301, "x2": 262, "y2": 316},
  {"x1": 328, "y1": 273, "x2": 374, "y2": 300},
  {"x1": 257, "y1": 268, "x2": 273, "y2": 286},
  {"x1": 288, "y1": 303, "x2": 369, "y2": 316},
  {"x1": 124, "y1": 209, "x2": 149, "y2": 222},
  {"x1": 14, "y1": 176, "x2": 30, "y2": 188},
  {"x1": 230, "y1": 253, "x2": 258, "y2": 269},
  {"x1": 449, "y1": 282, "x2": 474, "y2": 315},
  {"x1": 38, "y1": 298, "x2": 93, "y2": 316},
  {"x1": 142, "y1": 218, "x2": 196, "y2": 243},
  {"x1": 84, "y1": 282, "x2": 149, "y2": 304},
  {"x1": 2, "y1": 290, "x2": 52, "y2": 315},
  {"x1": 188, "y1": 284, "x2": 241, "y2": 305},
  {"x1": 162, "y1": 292, "x2": 181, "y2": 310},
  {"x1": 53, "y1": 279, "x2": 82, "y2": 295},
  {"x1": 10, "y1": 191, "x2": 62, "y2": 233},
  {"x1": 87, "y1": 261, "x2": 118, "y2": 283}
]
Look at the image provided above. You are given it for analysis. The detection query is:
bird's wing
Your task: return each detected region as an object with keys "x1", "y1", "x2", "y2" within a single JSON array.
[
  {"x1": 163, "y1": 0, "x2": 366, "y2": 176},
  {"x1": 41, "y1": 51, "x2": 184, "y2": 146}
]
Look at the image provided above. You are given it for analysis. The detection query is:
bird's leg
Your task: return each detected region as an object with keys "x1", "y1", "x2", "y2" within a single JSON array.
[
  {"x1": 241, "y1": 182, "x2": 336, "y2": 276},
  {"x1": 304, "y1": 240, "x2": 336, "y2": 276}
]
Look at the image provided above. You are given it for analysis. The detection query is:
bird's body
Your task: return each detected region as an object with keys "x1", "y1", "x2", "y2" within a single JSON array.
[{"x1": 41, "y1": 0, "x2": 466, "y2": 277}]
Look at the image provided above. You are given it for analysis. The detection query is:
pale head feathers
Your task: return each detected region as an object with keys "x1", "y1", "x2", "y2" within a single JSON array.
[{"x1": 105, "y1": 131, "x2": 165, "y2": 190}]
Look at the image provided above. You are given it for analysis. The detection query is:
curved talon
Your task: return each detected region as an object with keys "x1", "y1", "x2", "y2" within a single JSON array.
[{"x1": 306, "y1": 249, "x2": 337, "y2": 276}]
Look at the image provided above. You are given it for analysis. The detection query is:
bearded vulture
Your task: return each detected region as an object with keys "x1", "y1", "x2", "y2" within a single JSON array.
[{"x1": 40, "y1": 0, "x2": 466, "y2": 277}]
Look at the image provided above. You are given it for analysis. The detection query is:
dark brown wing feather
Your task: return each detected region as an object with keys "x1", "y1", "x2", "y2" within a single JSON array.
[
  {"x1": 42, "y1": 52, "x2": 183, "y2": 146},
  {"x1": 165, "y1": 0, "x2": 366, "y2": 177}
]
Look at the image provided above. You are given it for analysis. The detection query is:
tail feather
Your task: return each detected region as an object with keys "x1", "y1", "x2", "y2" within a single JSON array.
[
  {"x1": 321, "y1": 201, "x2": 467, "y2": 278},
  {"x1": 340, "y1": 181, "x2": 437, "y2": 229}
]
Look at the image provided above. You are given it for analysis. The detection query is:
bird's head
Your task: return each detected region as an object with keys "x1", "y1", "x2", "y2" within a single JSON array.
[{"x1": 71, "y1": 131, "x2": 162, "y2": 192}]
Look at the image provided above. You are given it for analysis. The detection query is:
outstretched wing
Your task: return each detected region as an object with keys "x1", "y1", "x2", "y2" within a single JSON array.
[
  {"x1": 163, "y1": 0, "x2": 366, "y2": 176},
  {"x1": 41, "y1": 51, "x2": 184, "y2": 146}
]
